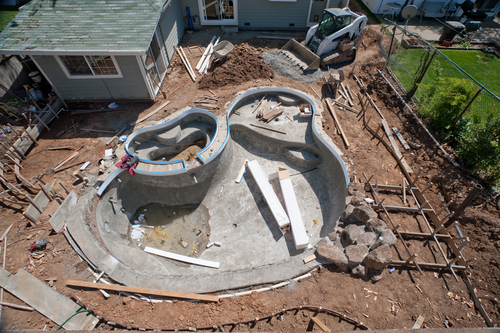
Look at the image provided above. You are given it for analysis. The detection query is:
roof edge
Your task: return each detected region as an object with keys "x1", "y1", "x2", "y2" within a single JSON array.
[{"x1": 0, "y1": 49, "x2": 147, "y2": 56}]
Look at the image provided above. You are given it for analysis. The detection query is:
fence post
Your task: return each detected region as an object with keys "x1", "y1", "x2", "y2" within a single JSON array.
[
  {"x1": 407, "y1": 49, "x2": 437, "y2": 99},
  {"x1": 385, "y1": 26, "x2": 397, "y2": 70},
  {"x1": 449, "y1": 87, "x2": 483, "y2": 131}
]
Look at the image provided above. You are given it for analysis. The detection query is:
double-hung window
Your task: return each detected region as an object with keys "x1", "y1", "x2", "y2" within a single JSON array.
[{"x1": 56, "y1": 55, "x2": 122, "y2": 78}]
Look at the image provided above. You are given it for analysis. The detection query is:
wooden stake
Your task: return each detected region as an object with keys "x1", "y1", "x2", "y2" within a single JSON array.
[
  {"x1": 402, "y1": 176, "x2": 406, "y2": 204},
  {"x1": 32, "y1": 112, "x2": 50, "y2": 131},
  {"x1": 249, "y1": 123, "x2": 286, "y2": 135},
  {"x1": 325, "y1": 98, "x2": 349, "y2": 148},
  {"x1": 310, "y1": 86, "x2": 321, "y2": 100},
  {"x1": 310, "y1": 316, "x2": 331, "y2": 331},
  {"x1": 23, "y1": 128, "x2": 38, "y2": 145}
]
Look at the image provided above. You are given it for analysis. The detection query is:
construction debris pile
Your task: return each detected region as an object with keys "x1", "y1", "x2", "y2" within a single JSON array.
[
  {"x1": 316, "y1": 182, "x2": 396, "y2": 281},
  {"x1": 199, "y1": 43, "x2": 274, "y2": 89}
]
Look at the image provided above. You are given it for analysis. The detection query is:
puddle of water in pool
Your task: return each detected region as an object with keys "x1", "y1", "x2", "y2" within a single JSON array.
[{"x1": 129, "y1": 203, "x2": 210, "y2": 258}]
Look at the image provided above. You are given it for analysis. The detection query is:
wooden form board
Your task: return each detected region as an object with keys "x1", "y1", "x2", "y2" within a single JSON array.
[
  {"x1": 65, "y1": 279, "x2": 219, "y2": 302},
  {"x1": 247, "y1": 160, "x2": 290, "y2": 229},
  {"x1": 0, "y1": 268, "x2": 98, "y2": 330},
  {"x1": 381, "y1": 119, "x2": 412, "y2": 173},
  {"x1": 278, "y1": 169, "x2": 309, "y2": 250},
  {"x1": 145, "y1": 246, "x2": 220, "y2": 269},
  {"x1": 24, "y1": 183, "x2": 53, "y2": 222},
  {"x1": 392, "y1": 127, "x2": 410, "y2": 150}
]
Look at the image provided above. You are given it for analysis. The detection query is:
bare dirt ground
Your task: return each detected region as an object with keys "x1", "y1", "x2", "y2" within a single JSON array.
[{"x1": 0, "y1": 23, "x2": 499, "y2": 331}]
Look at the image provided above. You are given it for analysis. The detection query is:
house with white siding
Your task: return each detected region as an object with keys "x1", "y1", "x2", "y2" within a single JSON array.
[{"x1": 0, "y1": 0, "x2": 185, "y2": 100}]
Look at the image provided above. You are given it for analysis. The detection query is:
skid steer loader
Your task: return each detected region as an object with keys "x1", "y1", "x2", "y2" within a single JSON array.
[{"x1": 279, "y1": 8, "x2": 367, "y2": 71}]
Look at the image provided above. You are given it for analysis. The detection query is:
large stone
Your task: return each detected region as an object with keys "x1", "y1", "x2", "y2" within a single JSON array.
[
  {"x1": 351, "y1": 264, "x2": 366, "y2": 278},
  {"x1": 342, "y1": 224, "x2": 362, "y2": 245},
  {"x1": 350, "y1": 196, "x2": 367, "y2": 207},
  {"x1": 378, "y1": 229, "x2": 397, "y2": 247},
  {"x1": 353, "y1": 206, "x2": 378, "y2": 223},
  {"x1": 366, "y1": 218, "x2": 387, "y2": 233},
  {"x1": 364, "y1": 244, "x2": 393, "y2": 270},
  {"x1": 342, "y1": 204, "x2": 358, "y2": 224},
  {"x1": 345, "y1": 244, "x2": 368, "y2": 268},
  {"x1": 356, "y1": 231, "x2": 377, "y2": 247},
  {"x1": 316, "y1": 243, "x2": 349, "y2": 272},
  {"x1": 368, "y1": 268, "x2": 385, "y2": 282}
]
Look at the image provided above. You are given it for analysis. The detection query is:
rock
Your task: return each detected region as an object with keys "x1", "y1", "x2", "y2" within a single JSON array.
[
  {"x1": 342, "y1": 204, "x2": 361, "y2": 224},
  {"x1": 366, "y1": 218, "x2": 387, "y2": 233},
  {"x1": 351, "y1": 264, "x2": 366, "y2": 278},
  {"x1": 316, "y1": 243, "x2": 349, "y2": 272},
  {"x1": 356, "y1": 231, "x2": 377, "y2": 247},
  {"x1": 342, "y1": 224, "x2": 362, "y2": 245},
  {"x1": 378, "y1": 229, "x2": 397, "y2": 247},
  {"x1": 350, "y1": 196, "x2": 367, "y2": 207},
  {"x1": 345, "y1": 244, "x2": 368, "y2": 268},
  {"x1": 368, "y1": 268, "x2": 385, "y2": 282},
  {"x1": 364, "y1": 244, "x2": 393, "y2": 270},
  {"x1": 327, "y1": 232, "x2": 338, "y2": 242},
  {"x1": 345, "y1": 196, "x2": 354, "y2": 206},
  {"x1": 353, "y1": 206, "x2": 378, "y2": 223}
]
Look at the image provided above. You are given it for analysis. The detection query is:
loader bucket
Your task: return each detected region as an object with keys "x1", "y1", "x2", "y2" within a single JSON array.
[{"x1": 280, "y1": 39, "x2": 321, "y2": 71}]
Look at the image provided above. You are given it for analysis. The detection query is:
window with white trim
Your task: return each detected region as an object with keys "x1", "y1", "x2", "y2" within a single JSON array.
[{"x1": 58, "y1": 55, "x2": 121, "y2": 77}]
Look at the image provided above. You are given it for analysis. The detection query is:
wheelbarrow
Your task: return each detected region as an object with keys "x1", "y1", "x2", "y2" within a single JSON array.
[{"x1": 213, "y1": 40, "x2": 234, "y2": 60}]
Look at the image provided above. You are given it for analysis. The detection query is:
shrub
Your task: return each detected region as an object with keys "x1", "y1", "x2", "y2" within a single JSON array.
[{"x1": 418, "y1": 73, "x2": 476, "y2": 130}]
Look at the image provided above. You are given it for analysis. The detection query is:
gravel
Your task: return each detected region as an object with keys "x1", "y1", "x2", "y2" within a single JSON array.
[{"x1": 262, "y1": 50, "x2": 326, "y2": 84}]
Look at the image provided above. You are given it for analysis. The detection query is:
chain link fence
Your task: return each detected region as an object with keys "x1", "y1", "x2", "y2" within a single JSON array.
[{"x1": 382, "y1": 22, "x2": 500, "y2": 183}]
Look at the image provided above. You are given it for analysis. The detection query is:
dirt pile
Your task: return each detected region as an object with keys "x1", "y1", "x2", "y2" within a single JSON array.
[{"x1": 199, "y1": 43, "x2": 274, "y2": 89}]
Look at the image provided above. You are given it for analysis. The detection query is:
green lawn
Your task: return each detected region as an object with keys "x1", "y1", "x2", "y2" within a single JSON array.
[
  {"x1": 389, "y1": 47, "x2": 500, "y2": 121},
  {"x1": 0, "y1": 10, "x2": 17, "y2": 32}
]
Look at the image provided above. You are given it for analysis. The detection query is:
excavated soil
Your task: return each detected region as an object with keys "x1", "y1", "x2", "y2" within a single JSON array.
[
  {"x1": 198, "y1": 43, "x2": 274, "y2": 89},
  {"x1": 0, "y1": 25, "x2": 499, "y2": 331}
]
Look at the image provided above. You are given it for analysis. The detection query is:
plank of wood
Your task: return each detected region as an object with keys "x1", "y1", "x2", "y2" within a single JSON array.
[
  {"x1": 235, "y1": 159, "x2": 248, "y2": 183},
  {"x1": 0, "y1": 223, "x2": 12, "y2": 242},
  {"x1": 65, "y1": 279, "x2": 219, "y2": 302},
  {"x1": 0, "y1": 301, "x2": 34, "y2": 311},
  {"x1": 0, "y1": 269, "x2": 98, "y2": 330},
  {"x1": 340, "y1": 82, "x2": 353, "y2": 106},
  {"x1": 54, "y1": 160, "x2": 85, "y2": 173},
  {"x1": 81, "y1": 128, "x2": 116, "y2": 134},
  {"x1": 249, "y1": 123, "x2": 286, "y2": 135},
  {"x1": 311, "y1": 316, "x2": 331, "y2": 331},
  {"x1": 278, "y1": 169, "x2": 309, "y2": 250},
  {"x1": 47, "y1": 146, "x2": 72, "y2": 151},
  {"x1": 247, "y1": 160, "x2": 290, "y2": 228},
  {"x1": 329, "y1": 98, "x2": 359, "y2": 114},
  {"x1": 372, "y1": 205, "x2": 433, "y2": 213},
  {"x1": 325, "y1": 98, "x2": 350, "y2": 148},
  {"x1": 381, "y1": 119, "x2": 412, "y2": 173},
  {"x1": 392, "y1": 127, "x2": 410, "y2": 150},
  {"x1": 262, "y1": 107, "x2": 284, "y2": 122},
  {"x1": 70, "y1": 107, "x2": 127, "y2": 115},
  {"x1": 145, "y1": 246, "x2": 220, "y2": 269},
  {"x1": 303, "y1": 254, "x2": 316, "y2": 264},
  {"x1": 129, "y1": 100, "x2": 170, "y2": 127},
  {"x1": 412, "y1": 315, "x2": 425, "y2": 329}
]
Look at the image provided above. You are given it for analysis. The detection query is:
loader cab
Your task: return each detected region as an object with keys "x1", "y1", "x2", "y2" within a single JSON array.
[{"x1": 315, "y1": 9, "x2": 352, "y2": 40}]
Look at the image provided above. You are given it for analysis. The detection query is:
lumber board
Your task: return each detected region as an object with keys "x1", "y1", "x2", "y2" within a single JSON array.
[
  {"x1": 412, "y1": 315, "x2": 425, "y2": 329},
  {"x1": 372, "y1": 204, "x2": 433, "y2": 213},
  {"x1": 249, "y1": 123, "x2": 286, "y2": 135},
  {"x1": 65, "y1": 279, "x2": 219, "y2": 302},
  {"x1": 278, "y1": 169, "x2": 309, "y2": 250},
  {"x1": 145, "y1": 246, "x2": 220, "y2": 269},
  {"x1": 0, "y1": 268, "x2": 98, "y2": 330},
  {"x1": 70, "y1": 107, "x2": 127, "y2": 115},
  {"x1": 0, "y1": 301, "x2": 34, "y2": 311},
  {"x1": 247, "y1": 160, "x2": 290, "y2": 228},
  {"x1": 392, "y1": 127, "x2": 410, "y2": 150},
  {"x1": 130, "y1": 100, "x2": 170, "y2": 127},
  {"x1": 311, "y1": 316, "x2": 331, "y2": 331},
  {"x1": 303, "y1": 254, "x2": 316, "y2": 264},
  {"x1": 381, "y1": 119, "x2": 412, "y2": 173},
  {"x1": 325, "y1": 98, "x2": 349, "y2": 148}
]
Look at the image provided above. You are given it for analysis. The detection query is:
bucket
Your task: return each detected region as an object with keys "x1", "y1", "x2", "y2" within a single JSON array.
[
  {"x1": 441, "y1": 39, "x2": 453, "y2": 47},
  {"x1": 29, "y1": 71, "x2": 43, "y2": 83}
]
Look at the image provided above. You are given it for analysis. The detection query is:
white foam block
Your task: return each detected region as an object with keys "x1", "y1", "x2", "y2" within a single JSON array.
[
  {"x1": 278, "y1": 169, "x2": 309, "y2": 250},
  {"x1": 247, "y1": 160, "x2": 290, "y2": 228},
  {"x1": 145, "y1": 246, "x2": 220, "y2": 269}
]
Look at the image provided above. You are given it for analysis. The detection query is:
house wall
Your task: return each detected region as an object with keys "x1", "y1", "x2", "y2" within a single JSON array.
[
  {"x1": 180, "y1": 0, "x2": 311, "y2": 30},
  {"x1": 158, "y1": 0, "x2": 186, "y2": 63},
  {"x1": 238, "y1": 0, "x2": 310, "y2": 29},
  {"x1": 33, "y1": 55, "x2": 150, "y2": 100}
]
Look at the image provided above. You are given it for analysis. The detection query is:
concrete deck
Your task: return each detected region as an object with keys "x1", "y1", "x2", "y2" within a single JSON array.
[
  {"x1": 379, "y1": 15, "x2": 500, "y2": 46},
  {"x1": 64, "y1": 87, "x2": 349, "y2": 294}
]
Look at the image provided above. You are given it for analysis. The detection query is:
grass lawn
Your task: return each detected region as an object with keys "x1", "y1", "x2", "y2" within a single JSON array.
[
  {"x1": 389, "y1": 47, "x2": 500, "y2": 121},
  {"x1": 0, "y1": 10, "x2": 17, "y2": 32}
]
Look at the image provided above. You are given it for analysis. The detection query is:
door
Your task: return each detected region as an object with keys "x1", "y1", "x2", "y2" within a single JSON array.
[
  {"x1": 475, "y1": 0, "x2": 500, "y2": 16},
  {"x1": 198, "y1": 0, "x2": 238, "y2": 25},
  {"x1": 144, "y1": 29, "x2": 168, "y2": 95},
  {"x1": 307, "y1": 0, "x2": 334, "y2": 27}
]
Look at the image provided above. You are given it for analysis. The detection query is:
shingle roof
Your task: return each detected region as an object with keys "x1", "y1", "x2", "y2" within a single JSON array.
[{"x1": 0, "y1": 0, "x2": 167, "y2": 54}]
